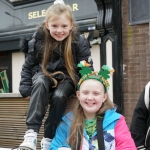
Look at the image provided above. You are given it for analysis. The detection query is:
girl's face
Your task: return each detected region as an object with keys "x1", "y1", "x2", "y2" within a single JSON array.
[
  {"x1": 46, "y1": 14, "x2": 73, "y2": 41},
  {"x1": 76, "y1": 79, "x2": 107, "y2": 120}
]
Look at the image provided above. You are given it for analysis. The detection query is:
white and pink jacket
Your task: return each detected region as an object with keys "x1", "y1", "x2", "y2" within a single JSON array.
[{"x1": 50, "y1": 108, "x2": 136, "y2": 150}]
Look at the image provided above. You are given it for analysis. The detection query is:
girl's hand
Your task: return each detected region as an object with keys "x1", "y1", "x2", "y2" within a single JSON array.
[
  {"x1": 25, "y1": 96, "x2": 30, "y2": 100},
  {"x1": 58, "y1": 148, "x2": 71, "y2": 150}
]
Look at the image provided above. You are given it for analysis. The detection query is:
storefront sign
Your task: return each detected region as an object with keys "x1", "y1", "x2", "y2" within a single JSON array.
[
  {"x1": 0, "y1": 0, "x2": 97, "y2": 31},
  {"x1": 12, "y1": 0, "x2": 97, "y2": 26},
  {"x1": 28, "y1": 3, "x2": 79, "y2": 20}
]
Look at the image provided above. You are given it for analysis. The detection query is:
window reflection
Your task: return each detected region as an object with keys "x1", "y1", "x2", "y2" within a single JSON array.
[{"x1": 9, "y1": 0, "x2": 23, "y2": 2}]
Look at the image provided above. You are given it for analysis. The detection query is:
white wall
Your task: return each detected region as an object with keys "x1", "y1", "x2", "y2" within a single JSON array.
[
  {"x1": 90, "y1": 41, "x2": 113, "y2": 101},
  {"x1": 12, "y1": 52, "x2": 25, "y2": 93},
  {"x1": 106, "y1": 40, "x2": 113, "y2": 101},
  {"x1": 90, "y1": 44, "x2": 100, "y2": 71}
]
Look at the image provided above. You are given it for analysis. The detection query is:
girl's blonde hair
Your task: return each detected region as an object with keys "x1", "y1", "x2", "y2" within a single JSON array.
[
  {"x1": 68, "y1": 82, "x2": 114, "y2": 149},
  {"x1": 42, "y1": 4, "x2": 77, "y2": 87}
]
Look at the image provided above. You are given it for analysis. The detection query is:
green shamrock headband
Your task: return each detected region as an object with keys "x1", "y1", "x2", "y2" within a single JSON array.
[{"x1": 77, "y1": 61, "x2": 115, "y2": 92}]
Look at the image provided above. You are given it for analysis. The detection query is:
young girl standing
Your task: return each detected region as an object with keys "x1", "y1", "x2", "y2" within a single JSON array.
[
  {"x1": 19, "y1": 0, "x2": 93, "y2": 150},
  {"x1": 50, "y1": 62, "x2": 136, "y2": 150}
]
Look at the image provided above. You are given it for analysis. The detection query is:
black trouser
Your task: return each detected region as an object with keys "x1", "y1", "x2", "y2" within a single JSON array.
[{"x1": 26, "y1": 72, "x2": 74, "y2": 139}]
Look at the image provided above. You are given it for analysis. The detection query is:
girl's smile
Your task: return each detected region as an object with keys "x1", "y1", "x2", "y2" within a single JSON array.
[{"x1": 46, "y1": 14, "x2": 73, "y2": 41}]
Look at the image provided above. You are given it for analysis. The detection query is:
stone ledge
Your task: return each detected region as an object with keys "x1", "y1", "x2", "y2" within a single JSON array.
[{"x1": 0, "y1": 93, "x2": 22, "y2": 98}]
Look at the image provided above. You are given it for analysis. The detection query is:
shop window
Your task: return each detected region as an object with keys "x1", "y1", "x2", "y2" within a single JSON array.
[
  {"x1": 0, "y1": 52, "x2": 9, "y2": 93},
  {"x1": 129, "y1": 0, "x2": 150, "y2": 25}
]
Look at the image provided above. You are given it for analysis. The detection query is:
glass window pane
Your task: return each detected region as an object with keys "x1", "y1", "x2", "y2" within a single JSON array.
[{"x1": 0, "y1": 52, "x2": 9, "y2": 93}]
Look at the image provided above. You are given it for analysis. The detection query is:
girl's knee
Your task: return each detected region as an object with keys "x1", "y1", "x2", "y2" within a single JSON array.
[
  {"x1": 36, "y1": 75, "x2": 49, "y2": 85},
  {"x1": 51, "y1": 91, "x2": 67, "y2": 104}
]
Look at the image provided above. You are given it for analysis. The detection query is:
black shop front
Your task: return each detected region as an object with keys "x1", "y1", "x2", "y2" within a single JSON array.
[{"x1": 0, "y1": 0, "x2": 123, "y2": 113}]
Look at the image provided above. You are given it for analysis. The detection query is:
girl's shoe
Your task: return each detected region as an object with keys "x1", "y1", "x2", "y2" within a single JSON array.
[
  {"x1": 19, "y1": 129, "x2": 37, "y2": 150},
  {"x1": 41, "y1": 137, "x2": 52, "y2": 150}
]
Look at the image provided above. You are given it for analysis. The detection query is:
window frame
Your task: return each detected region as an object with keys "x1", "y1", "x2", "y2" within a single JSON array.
[{"x1": 7, "y1": 0, "x2": 46, "y2": 6}]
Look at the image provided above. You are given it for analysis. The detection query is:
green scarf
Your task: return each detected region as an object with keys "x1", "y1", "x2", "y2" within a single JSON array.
[{"x1": 84, "y1": 118, "x2": 96, "y2": 140}]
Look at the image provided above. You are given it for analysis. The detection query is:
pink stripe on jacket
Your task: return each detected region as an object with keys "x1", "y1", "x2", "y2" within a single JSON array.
[{"x1": 115, "y1": 116, "x2": 136, "y2": 150}]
